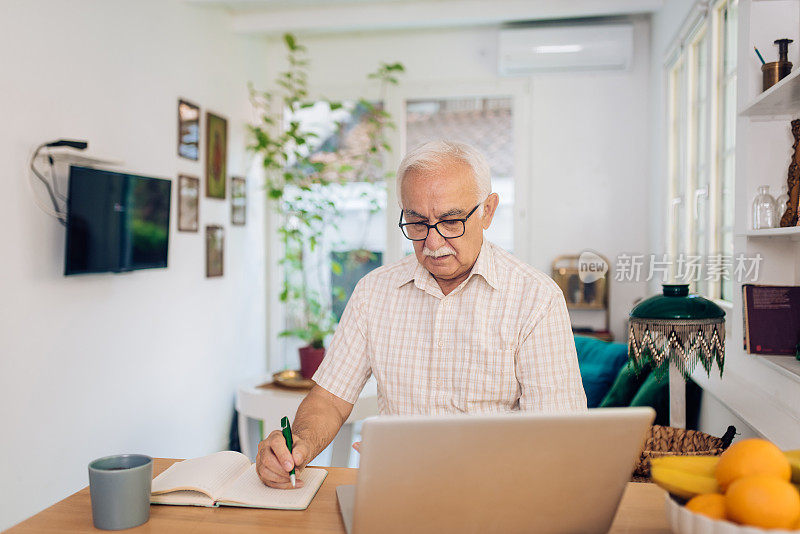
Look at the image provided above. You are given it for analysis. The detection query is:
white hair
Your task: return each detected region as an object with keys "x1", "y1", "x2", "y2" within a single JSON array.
[{"x1": 396, "y1": 140, "x2": 492, "y2": 211}]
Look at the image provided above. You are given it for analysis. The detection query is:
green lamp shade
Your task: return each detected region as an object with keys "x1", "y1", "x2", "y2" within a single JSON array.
[{"x1": 628, "y1": 284, "x2": 725, "y2": 378}]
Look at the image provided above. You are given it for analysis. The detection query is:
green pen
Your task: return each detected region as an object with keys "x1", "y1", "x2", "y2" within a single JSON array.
[{"x1": 280, "y1": 416, "x2": 296, "y2": 488}]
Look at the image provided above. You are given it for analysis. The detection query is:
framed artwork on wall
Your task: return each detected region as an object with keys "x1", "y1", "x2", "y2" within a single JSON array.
[
  {"x1": 205, "y1": 112, "x2": 227, "y2": 199},
  {"x1": 177, "y1": 99, "x2": 200, "y2": 161},
  {"x1": 206, "y1": 225, "x2": 224, "y2": 277},
  {"x1": 177, "y1": 175, "x2": 199, "y2": 232},
  {"x1": 231, "y1": 176, "x2": 246, "y2": 226}
]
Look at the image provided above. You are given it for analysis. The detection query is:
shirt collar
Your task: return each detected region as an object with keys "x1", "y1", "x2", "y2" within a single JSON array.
[
  {"x1": 470, "y1": 240, "x2": 500, "y2": 291},
  {"x1": 396, "y1": 240, "x2": 500, "y2": 293}
]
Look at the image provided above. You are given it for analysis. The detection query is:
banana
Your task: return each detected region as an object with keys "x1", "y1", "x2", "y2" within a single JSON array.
[
  {"x1": 647, "y1": 450, "x2": 800, "y2": 498},
  {"x1": 649, "y1": 455, "x2": 720, "y2": 477},
  {"x1": 784, "y1": 450, "x2": 800, "y2": 484},
  {"x1": 650, "y1": 465, "x2": 721, "y2": 500}
]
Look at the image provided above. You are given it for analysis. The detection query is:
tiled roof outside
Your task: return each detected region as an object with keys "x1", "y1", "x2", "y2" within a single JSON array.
[
  {"x1": 306, "y1": 97, "x2": 514, "y2": 181},
  {"x1": 406, "y1": 97, "x2": 514, "y2": 178}
]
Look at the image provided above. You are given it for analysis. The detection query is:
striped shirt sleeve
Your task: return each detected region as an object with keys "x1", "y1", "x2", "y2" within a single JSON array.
[
  {"x1": 516, "y1": 289, "x2": 588, "y2": 413},
  {"x1": 312, "y1": 279, "x2": 372, "y2": 404}
]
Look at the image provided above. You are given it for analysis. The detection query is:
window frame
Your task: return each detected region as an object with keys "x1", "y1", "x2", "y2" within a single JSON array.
[{"x1": 664, "y1": 0, "x2": 737, "y2": 301}]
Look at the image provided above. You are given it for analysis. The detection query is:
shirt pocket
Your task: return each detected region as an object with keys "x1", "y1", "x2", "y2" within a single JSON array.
[{"x1": 459, "y1": 347, "x2": 517, "y2": 405}]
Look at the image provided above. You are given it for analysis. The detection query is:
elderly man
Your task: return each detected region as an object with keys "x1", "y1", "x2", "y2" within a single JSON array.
[{"x1": 256, "y1": 140, "x2": 586, "y2": 488}]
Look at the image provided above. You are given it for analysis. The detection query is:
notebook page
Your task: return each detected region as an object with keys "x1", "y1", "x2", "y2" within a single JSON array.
[
  {"x1": 151, "y1": 451, "x2": 250, "y2": 500},
  {"x1": 217, "y1": 465, "x2": 328, "y2": 510},
  {"x1": 150, "y1": 490, "x2": 216, "y2": 507}
]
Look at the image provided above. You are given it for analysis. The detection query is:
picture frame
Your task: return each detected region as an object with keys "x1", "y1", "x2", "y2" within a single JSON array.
[
  {"x1": 177, "y1": 175, "x2": 200, "y2": 232},
  {"x1": 551, "y1": 255, "x2": 608, "y2": 310},
  {"x1": 177, "y1": 99, "x2": 200, "y2": 161},
  {"x1": 206, "y1": 225, "x2": 224, "y2": 278},
  {"x1": 205, "y1": 111, "x2": 227, "y2": 199},
  {"x1": 231, "y1": 176, "x2": 246, "y2": 226}
]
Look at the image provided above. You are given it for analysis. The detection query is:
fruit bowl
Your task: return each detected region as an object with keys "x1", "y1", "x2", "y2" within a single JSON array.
[{"x1": 666, "y1": 495, "x2": 800, "y2": 534}]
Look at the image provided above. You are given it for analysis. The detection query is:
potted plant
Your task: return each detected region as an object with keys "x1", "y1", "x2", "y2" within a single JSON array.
[{"x1": 248, "y1": 33, "x2": 402, "y2": 378}]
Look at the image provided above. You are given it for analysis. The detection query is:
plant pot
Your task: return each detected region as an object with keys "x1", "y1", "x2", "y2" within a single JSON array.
[{"x1": 299, "y1": 346, "x2": 325, "y2": 379}]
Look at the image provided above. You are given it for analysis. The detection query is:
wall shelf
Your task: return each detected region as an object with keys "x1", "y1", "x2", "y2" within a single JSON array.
[
  {"x1": 34, "y1": 149, "x2": 122, "y2": 167},
  {"x1": 759, "y1": 354, "x2": 800, "y2": 384},
  {"x1": 740, "y1": 226, "x2": 800, "y2": 239},
  {"x1": 740, "y1": 67, "x2": 800, "y2": 117}
]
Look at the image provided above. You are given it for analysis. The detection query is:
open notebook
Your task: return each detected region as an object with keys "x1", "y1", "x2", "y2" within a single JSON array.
[{"x1": 150, "y1": 451, "x2": 327, "y2": 510}]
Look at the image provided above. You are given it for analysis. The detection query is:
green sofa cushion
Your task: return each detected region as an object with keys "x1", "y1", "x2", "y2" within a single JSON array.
[
  {"x1": 630, "y1": 371, "x2": 670, "y2": 427},
  {"x1": 598, "y1": 361, "x2": 651, "y2": 408},
  {"x1": 573, "y1": 335, "x2": 630, "y2": 408}
]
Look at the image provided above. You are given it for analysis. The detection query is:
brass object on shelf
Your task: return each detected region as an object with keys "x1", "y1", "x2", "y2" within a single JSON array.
[
  {"x1": 762, "y1": 61, "x2": 792, "y2": 91},
  {"x1": 270, "y1": 370, "x2": 315, "y2": 390},
  {"x1": 762, "y1": 38, "x2": 793, "y2": 91}
]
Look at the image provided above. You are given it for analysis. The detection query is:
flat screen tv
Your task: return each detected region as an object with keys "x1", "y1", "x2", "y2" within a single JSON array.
[{"x1": 65, "y1": 166, "x2": 171, "y2": 275}]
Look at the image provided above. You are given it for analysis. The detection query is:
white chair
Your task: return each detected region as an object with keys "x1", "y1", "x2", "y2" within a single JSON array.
[{"x1": 236, "y1": 376, "x2": 378, "y2": 467}]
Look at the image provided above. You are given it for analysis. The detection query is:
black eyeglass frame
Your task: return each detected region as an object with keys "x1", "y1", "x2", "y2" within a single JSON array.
[{"x1": 398, "y1": 203, "x2": 482, "y2": 241}]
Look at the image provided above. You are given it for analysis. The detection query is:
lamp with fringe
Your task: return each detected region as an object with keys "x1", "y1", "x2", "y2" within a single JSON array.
[{"x1": 628, "y1": 284, "x2": 726, "y2": 427}]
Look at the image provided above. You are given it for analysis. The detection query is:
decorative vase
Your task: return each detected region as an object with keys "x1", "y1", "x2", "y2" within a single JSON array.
[
  {"x1": 752, "y1": 185, "x2": 777, "y2": 230},
  {"x1": 299, "y1": 346, "x2": 325, "y2": 379}
]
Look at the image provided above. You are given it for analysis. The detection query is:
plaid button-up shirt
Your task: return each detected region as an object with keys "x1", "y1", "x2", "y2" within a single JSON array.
[{"x1": 313, "y1": 240, "x2": 587, "y2": 414}]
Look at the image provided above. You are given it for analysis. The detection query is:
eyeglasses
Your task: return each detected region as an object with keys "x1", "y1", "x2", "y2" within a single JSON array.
[{"x1": 398, "y1": 203, "x2": 481, "y2": 241}]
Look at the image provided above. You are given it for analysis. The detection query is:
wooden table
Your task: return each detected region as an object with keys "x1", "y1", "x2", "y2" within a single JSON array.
[{"x1": 7, "y1": 458, "x2": 671, "y2": 533}]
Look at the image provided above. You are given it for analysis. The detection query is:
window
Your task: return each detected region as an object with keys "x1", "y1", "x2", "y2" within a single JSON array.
[
  {"x1": 665, "y1": 0, "x2": 737, "y2": 300},
  {"x1": 690, "y1": 26, "x2": 710, "y2": 294},
  {"x1": 404, "y1": 97, "x2": 515, "y2": 253},
  {"x1": 716, "y1": 0, "x2": 738, "y2": 301},
  {"x1": 668, "y1": 56, "x2": 688, "y2": 270},
  {"x1": 280, "y1": 100, "x2": 388, "y2": 363}
]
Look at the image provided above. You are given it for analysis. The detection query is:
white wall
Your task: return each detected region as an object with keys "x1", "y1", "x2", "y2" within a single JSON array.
[
  {"x1": 267, "y1": 19, "x2": 652, "y2": 342},
  {"x1": 0, "y1": 1, "x2": 268, "y2": 529}
]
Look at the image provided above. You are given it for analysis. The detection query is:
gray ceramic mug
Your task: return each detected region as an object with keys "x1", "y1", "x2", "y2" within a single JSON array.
[{"x1": 88, "y1": 454, "x2": 153, "y2": 530}]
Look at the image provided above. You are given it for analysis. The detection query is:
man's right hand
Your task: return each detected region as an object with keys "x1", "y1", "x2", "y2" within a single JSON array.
[{"x1": 255, "y1": 430, "x2": 309, "y2": 489}]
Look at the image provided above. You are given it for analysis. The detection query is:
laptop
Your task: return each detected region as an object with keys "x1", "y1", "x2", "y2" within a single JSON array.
[{"x1": 336, "y1": 407, "x2": 654, "y2": 534}]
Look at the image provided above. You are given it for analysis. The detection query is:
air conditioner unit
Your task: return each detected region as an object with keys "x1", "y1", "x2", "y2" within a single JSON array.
[{"x1": 498, "y1": 22, "x2": 633, "y2": 75}]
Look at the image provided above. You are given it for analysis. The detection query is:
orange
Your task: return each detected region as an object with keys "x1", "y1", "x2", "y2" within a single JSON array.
[
  {"x1": 715, "y1": 438, "x2": 791, "y2": 491},
  {"x1": 685, "y1": 493, "x2": 727, "y2": 520},
  {"x1": 725, "y1": 475, "x2": 800, "y2": 529}
]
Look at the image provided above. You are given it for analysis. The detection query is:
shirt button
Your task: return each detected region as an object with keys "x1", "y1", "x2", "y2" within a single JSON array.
[{"x1": 438, "y1": 340, "x2": 443, "y2": 348}]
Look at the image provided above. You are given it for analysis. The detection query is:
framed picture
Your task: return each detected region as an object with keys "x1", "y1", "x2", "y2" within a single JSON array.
[
  {"x1": 177, "y1": 99, "x2": 200, "y2": 161},
  {"x1": 206, "y1": 225, "x2": 224, "y2": 278},
  {"x1": 205, "y1": 112, "x2": 227, "y2": 199},
  {"x1": 551, "y1": 255, "x2": 608, "y2": 310},
  {"x1": 231, "y1": 177, "x2": 246, "y2": 226},
  {"x1": 177, "y1": 175, "x2": 199, "y2": 232}
]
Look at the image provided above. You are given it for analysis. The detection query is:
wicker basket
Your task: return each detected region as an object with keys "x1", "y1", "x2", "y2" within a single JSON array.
[{"x1": 634, "y1": 424, "x2": 736, "y2": 480}]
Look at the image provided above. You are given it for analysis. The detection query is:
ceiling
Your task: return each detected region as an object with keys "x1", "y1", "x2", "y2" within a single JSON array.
[{"x1": 184, "y1": 0, "x2": 663, "y2": 35}]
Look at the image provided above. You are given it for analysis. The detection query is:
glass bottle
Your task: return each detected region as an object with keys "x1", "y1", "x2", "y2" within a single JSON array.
[
  {"x1": 752, "y1": 185, "x2": 778, "y2": 230},
  {"x1": 776, "y1": 185, "x2": 790, "y2": 223}
]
